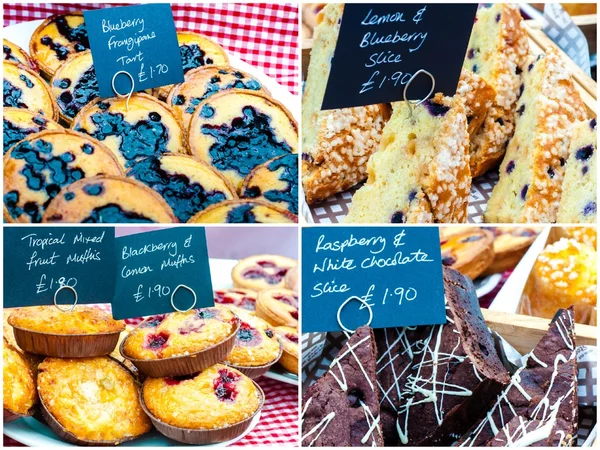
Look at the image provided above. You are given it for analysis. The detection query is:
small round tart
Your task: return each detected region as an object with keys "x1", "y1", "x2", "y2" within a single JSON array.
[
  {"x1": 188, "y1": 90, "x2": 298, "y2": 191},
  {"x1": 29, "y1": 12, "x2": 89, "y2": 79},
  {"x1": 285, "y1": 266, "x2": 298, "y2": 293},
  {"x1": 440, "y1": 228, "x2": 495, "y2": 280},
  {"x1": 126, "y1": 154, "x2": 237, "y2": 223},
  {"x1": 41, "y1": 175, "x2": 177, "y2": 223},
  {"x1": 218, "y1": 305, "x2": 281, "y2": 368},
  {"x1": 241, "y1": 153, "x2": 298, "y2": 215},
  {"x1": 273, "y1": 326, "x2": 298, "y2": 375},
  {"x1": 3, "y1": 62, "x2": 58, "y2": 120},
  {"x1": 482, "y1": 226, "x2": 539, "y2": 275},
  {"x1": 8, "y1": 305, "x2": 124, "y2": 335},
  {"x1": 38, "y1": 357, "x2": 151, "y2": 444},
  {"x1": 72, "y1": 93, "x2": 186, "y2": 169},
  {"x1": 3, "y1": 338, "x2": 37, "y2": 418},
  {"x1": 123, "y1": 307, "x2": 238, "y2": 360},
  {"x1": 167, "y1": 65, "x2": 267, "y2": 131},
  {"x1": 51, "y1": 50, "x2": 98, "y2": 123},
  {"x1": 232, "y1": 254, "x2": 298, "y2": 291},
  {"x1": 214, "y1": 288, "x2": 258, "y2": 311},
  {"x1": 3, "y1": 39, "x2": 37, "y2": 71},
  {"x1": 188, "y1": 199, "x2": 298, "y2": 223},
  {"x1": 256, "y1": 288, "x2": 298, "y2": 328},
  {"x1": 3, "y1": 107, "x2": 62, "y2": 155},
  {"x1": 4, "y1": 130, "x2": 123, "y2": 223},
  {"x1": 153, "y1": 31, "x2": 229, "y2": 100},
  {"x1": 143, "y1": 364, "x2": 259, "y2": 430}
]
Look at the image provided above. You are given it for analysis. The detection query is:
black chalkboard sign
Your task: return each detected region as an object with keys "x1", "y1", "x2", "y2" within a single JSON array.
[
  {"x1": 321, "y1": 4, "x2": 478, "y2": 110},
  {"x1": 3, "y1": 227, "x2": 115, "y2": 308},
  {"x1": 112, "y1": 227, "x2": 214, "y2": 319}
]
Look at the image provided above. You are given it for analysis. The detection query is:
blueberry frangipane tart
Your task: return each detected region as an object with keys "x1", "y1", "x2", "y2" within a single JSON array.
[
  {"x1": 4, "y1": 130, "x2": 123, "y2": 223},
  {"x1": 29, "y1": 12, "x2": 89, "y2": 79},
  {"x1": 72, "y1": 93, "x2": 186, "y2": 169},
  {"x1": 3, "y1": 39, "x2": 37, "y2": 71},
  {"x1": 4, "y1": 62, "x2": 58, "y2": 120},
  {"x1": 126, "y1": 154, "x2": 237, "y2": 223},
  {"x1": 51, "y1": 50, "x2": 98, "y2": 123},
  {"x1": 167, "y1": 65, "x2": 267, "y2": 132},
  {"x1": 153, "y1": 31, "x2": 229, "y2": 100},
  {"x1": 41, "y1": 175, "x2": 177, "y2": 223},
  {"x1": 232, "y1": 254, "x2": 297, "y2": 291},
  {"x1": 188, "y1": 90, "x2": 297, "y2": 191},
  {"x1": 241, "y1": 153, "x2": 298, "y2": 215},
  {"x1": 3, "y1": 338, "x2": 37, "y2": 420},
  {"x1": 187, "y1": 199, "x2": 297, "y2": 223},
  {"x1": 3, "y1": 107, "x2": 62, "y2": 154}
]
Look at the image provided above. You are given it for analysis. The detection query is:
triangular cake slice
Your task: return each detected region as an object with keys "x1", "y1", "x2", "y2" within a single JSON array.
[
  {"x1": 345, "y1": 93, "x2": 470, "y2": 224},
  {"x1": 458, "y1": 307, "x2": 578, "y2": 447},
  {"x1": 302, "y1": 326, "x2": 384, "y2": 447},
  {"x1": 457, "y1": 68, "x2": 496, "y2": 139},
  {"x1": 375, "y1": 266, "x2": 510, "y2": 446}
]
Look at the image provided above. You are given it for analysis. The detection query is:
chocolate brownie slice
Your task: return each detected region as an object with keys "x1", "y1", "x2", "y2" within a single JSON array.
[
  {"x1": 375, "y1": 266, "x2": 510, "y2": 446},
  {"x1": 302, "y1": 326, "x2": 384, "y2": 447},
  {"x1": 458, "y1": 307, "x2": 577, "y2": 447}
]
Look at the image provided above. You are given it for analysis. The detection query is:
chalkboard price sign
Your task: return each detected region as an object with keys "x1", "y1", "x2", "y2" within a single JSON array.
[
  {"x1": 302, "y1": 227, "x2": 445, "y2": 332},
  {"x1": 3, "y1": 227, "x2": 115, "y2": 308},
  {"x1": 112, "y1": 227, "x2": 213, "y2": 319},
  {"x1": 321, "y1": 4, "x2": 478, "y2": 110}
]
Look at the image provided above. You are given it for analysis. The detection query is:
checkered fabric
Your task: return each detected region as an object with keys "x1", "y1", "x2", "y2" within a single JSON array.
[{"x1": 2, "y1": 2, "x2": 299, "y2": 95}]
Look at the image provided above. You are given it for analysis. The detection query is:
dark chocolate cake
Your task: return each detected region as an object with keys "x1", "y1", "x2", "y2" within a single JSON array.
[
  {"x1": 301, "y1": 326, "x2": 384, "y2": 447},
  {"x1": 375, "y1": 266, "x2": 510, "y2": 446},
  {"x1": 458, "y1": 307, "x2": 578, "y2": 447}
]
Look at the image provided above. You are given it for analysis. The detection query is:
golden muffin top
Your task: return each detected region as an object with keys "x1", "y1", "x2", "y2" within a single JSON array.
[{"x1": 3, "y1": 338, "x2": 38, "y2": 415}]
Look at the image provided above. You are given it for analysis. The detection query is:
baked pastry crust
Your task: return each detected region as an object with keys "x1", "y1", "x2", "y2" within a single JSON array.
[
  {"x1": 4, "y1": 61, "x2": 58, "y2": 120},
  {"x1": 123, "y1": 307, "x2": 237, "y2": 360},
  {"x1": 188, "y1": 199, "x2": 297, "y2": 223},
  {"x1": 3, "y1": 338, "x2": 37, "y2": 416},
  {"x1": 3, "y1": 38, "x2": 37, "y2": 71},
  {"x1": 37, "y1": 357, "x2": 151, "y2": 442},
  {"x1": 3, "y1": 107, "x2": 62, "y2": 155},
  {"x1": 143, "y1": 364, "x2": 259, "y2": 429},
  {"x1": 214, "y1": 288, "x2": 258, "y2": 311},
  {"x1": 255, "y1": 288, "x2": 298, "y2": 328},
  {"x1": 273, "y1": 326, "x2": 298, "y2": 375},
  {"x1": 8, "y1": 306, "x2": 124, "y2": 335},
  {"x1": 482, "y1": 226, "x2": 539, "y2": 275},
  {"x1": 284, "y1": 266, "x2": 298, "y2": 293},
  {"x1": 232, "y1": 254, "x2": 297, "y2": 291},
  {"x1": 440, "y1": 228, "x2": 495, "y2": 280}
]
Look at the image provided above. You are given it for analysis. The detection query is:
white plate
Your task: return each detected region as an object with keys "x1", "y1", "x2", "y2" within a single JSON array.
[
  {"x1": 4, "y1": 412, "x2": 260, "y2": 447},
  {"x1": 474, "y1": 273, "x2": 503, "y2": 298},
  {"x1": 4, "y1": 20, "x2": 299, "y2": 119}
]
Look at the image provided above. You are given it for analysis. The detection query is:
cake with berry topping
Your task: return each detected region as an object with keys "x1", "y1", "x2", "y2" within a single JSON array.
[
  {"x1": 123, "y1": 307, "x2": 237, "y2": 361},
  {"x1": 485, "y1": 49, "x2": 587, "y2": 223},
  {"x1": 285, "y1": 266, "x2": 298, "y2": 292},
  {"x1": 232, "y1": 254, "x2": 297, "y2": 291},
  {"x1": 219, "y1": 305, "x2": 281, "y2": 368},
  {"x1": 256, "y1": 288, "x2": 298, "y2": 328},
  {"x1": 274, "y1": 326, "x2": 298, "y2": 375},
  {"x1": 302, "y1": 325, "x2": 384, "y2": 447},
  {"x1": 302, "y1": 3, "x2": 388, "y2": 205},
  {"x1": 142, "y1": 364, "x2": 260, "y2": 429},
  {"x1": 375, "y1": 266, "x2": 509, "y2": 446},
  {"x1": 456, "y1": 69, "x2": 496, "y2": 139},
  {"x1": 440, "y1": 227, "x2": 495, "y2": 280},
  {"x1": 557, "y1": 118, "x2": 597, "y2": 223},
  {"x1": 458, "y1": 308, "x2": 578, "y2": 446},
  {"x1": 4, "y1": 130, "x2": 123, "y2": 223},
  {"x1": 345, "y1": 93, "x2": 470, "y2": 224},
  {"x1": 214, "y1": 288, "x2": 258, "y2": 311},
  {"x1": 3, "y1": 107, "x2": 62, "y2": 154},
  {"x1": 41, "y1": 176, "x2": 177, "y2": 223},
  {"x1": 463, "y1": 3, "x2": 529, "y2": 177},
  {"x1": 4, "y1": 62, "x2": 58, "y2": 120},
  {"x1": 4, "y1": 39, "x2": 37, "y2": 71}
]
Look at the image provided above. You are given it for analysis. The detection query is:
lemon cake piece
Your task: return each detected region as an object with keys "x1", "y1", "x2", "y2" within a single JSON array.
[
  {"x1": 485, "y1": 49, "x2": 587, "y2": 223},
  {"x1": 464, "y1": 3, "x2": 529, "y2": 177},
  {"x1": 301, "y1": 3, "x2": 388, "y2": 205},
  {"x1": 345, "y1": 93, "x2": 470, "y2": 224},
  {"x1": 557, "y1": 118, "x2": 597, "y2": 223},
  {"x1": 457, "y1": 69, "x2": 496, "y2": 139}
]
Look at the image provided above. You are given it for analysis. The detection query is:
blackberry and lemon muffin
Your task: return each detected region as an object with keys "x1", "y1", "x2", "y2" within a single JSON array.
[
  {"x1": 214, "y1": 288, "x2": 258, "y2": 311},
  {"x1": 232, "y1": 254, "x2": 297, "y2": 291},
  {"x1": 255, "y1": 288, "x2": 298, "y2": 328},
  {"x1": 273, "y1": 326, "x2": 298, "y2": 375},
  {"x1": 188, "y1": 199, "x2": 297, "y2": 223},
  {"x1": 4, "y1": 61, "x2": 58, "y2": 120},
  {"x1": 3, "y1": 107, "x2": 62, "y2": 154}
]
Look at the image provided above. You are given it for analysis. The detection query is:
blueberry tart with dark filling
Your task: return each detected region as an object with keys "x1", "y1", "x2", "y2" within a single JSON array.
[
  {"x1": 126, "y1": 154, "x2": 237, "y2": 223},
  {"x1": 188, "y1": 199, "x2": 297, "y2": 223},
  {"x1": 50, "y1": 50, "x2": 98, "y2": 124},
  {"x1": 4, "y1": 130, "x2": 123, "y2": 223},
  {"x1": 167, "y1": 65, "x2": 267, "y2": 132},
  {"x1": 29, "y1": 12, "x2": 89, "y2": 80},
  {"x1": 153, "y1": 31, "x2": 229, "y2": 100},
  {"x1": 3, "y1": 38, "x2": 37, "y2": 71},
  {"x1": 71, "y1": 93, "x2": 186, "y2": 169},
  {"x1": 188, "y1": 90, "x2": 297, "y2": 191},
  {"x1": 3, "y1": 107, "x2": 62, "y2": 154},
  {"x1": 41, "y1": 175, "x2": 177, "y2": 223},
  {"x1": 439, "y1": 227, "x2": 495, "y2": 280},
  {"x1": 3, "y1": 61, "x2": 58, "y2": 120},
  {"x1": 241, "y1": 153, "x2": 298, "y2": 215}
]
